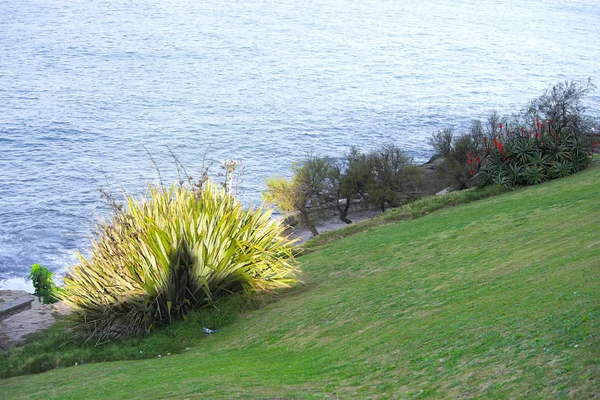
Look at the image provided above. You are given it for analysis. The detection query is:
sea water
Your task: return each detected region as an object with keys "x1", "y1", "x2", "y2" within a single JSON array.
[{"x1": 1, "y1": 0, "x2": 599, "y2": 288}]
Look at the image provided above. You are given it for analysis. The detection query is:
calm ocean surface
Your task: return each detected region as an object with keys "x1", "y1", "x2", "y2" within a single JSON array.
[{"x1": 1, "y1": 0, "x2": 599, "y2": 289}]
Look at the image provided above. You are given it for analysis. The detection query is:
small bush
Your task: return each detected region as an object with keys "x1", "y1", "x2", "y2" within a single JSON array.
[
  {"x1": 62, "y1": 180, "x2": 298, "y2": 342},
  {"x1": 430, "y1": 80, "x2": 597, "y2": 189},
  {"x1": 428, "y1": 122, "x2": 485, "y2": 190},
  {"x1": 367, "y1": 144, "x2": 418, "y2": 211},
  {"x1": 28, "y1": 264, "x2": 60, "y2": 304}
]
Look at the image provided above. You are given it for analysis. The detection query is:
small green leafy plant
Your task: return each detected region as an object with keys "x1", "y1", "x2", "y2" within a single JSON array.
[{"x1": 28, "y1": 264, "x2": 60, "y2": 304}]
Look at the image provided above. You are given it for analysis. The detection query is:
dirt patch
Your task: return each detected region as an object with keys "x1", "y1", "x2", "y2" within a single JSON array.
[{"x1": 288, "y1": 208, "x2": 382, "y2": 245}]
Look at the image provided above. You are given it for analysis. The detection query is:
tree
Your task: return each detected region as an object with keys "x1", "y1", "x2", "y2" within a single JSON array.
[
  {"x1": 525, "y1": 79, "x2": 596, "y2": 138},
  {"x1": 367, "y1": 144, "x2": 415, "y2": 212},
  {"x1": 429, "y1": 121, "x2": 485, "y2": 190},
  {"x1": 263, "y1": 154, "x2": 333, "y2": 236},
  {"x1": 329, "y1": 147, "x2": 371, "y2": 224}
]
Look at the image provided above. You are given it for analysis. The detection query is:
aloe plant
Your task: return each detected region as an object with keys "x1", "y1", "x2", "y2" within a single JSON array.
[
  {"x1": 477, "y1": 124, "x2": 592, "y2": 187},
  {"x1": 62, "y1": 181, "x2": 298, "y2": 342}
]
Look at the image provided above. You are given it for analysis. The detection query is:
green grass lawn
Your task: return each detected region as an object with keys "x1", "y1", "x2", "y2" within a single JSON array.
[{"x1": 1, "y1": 164, "x2": 599, "y2": 398}]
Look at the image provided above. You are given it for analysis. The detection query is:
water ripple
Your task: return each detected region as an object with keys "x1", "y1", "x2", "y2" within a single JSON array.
[{"x1": 1, "y1": 0, "x2": 599, "y2": 286}]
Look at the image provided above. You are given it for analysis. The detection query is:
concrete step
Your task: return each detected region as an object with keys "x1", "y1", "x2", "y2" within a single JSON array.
[{"x1": 0, "y1": 295, "x2": 35, "y2": 321}]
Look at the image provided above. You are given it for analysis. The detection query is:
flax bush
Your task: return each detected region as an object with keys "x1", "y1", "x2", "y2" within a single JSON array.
[{"x1": 62, "y1": 180, "x2": 298, "y2": 342}]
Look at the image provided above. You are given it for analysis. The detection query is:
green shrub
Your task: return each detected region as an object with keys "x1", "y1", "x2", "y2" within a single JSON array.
[
  {"x1": 477, "y1": 124, "x2": 593, "y2": 186},
  {"x1": 477, "y1": 80, "x2": 597, "y2": 188},
  {"x1": 61, "y1": 180, "x2": 298, "y2": 342},
  {"x1": 28, "y1": 264, "x2": 60, "y2": 304},
  {"x1": 367, "y1": 144, "x2": 417, "y2": 211},
  {"x1": 428, "y1": 122, "x2": 485, "y2": 190},
  {"x1": 431, "y1": 80, "x2": 597, "y2": 189}
]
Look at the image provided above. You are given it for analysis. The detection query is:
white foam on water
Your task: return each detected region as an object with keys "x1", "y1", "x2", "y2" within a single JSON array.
[{"x1": 0, "y1": 277, "x2": 34, "y2": 293}]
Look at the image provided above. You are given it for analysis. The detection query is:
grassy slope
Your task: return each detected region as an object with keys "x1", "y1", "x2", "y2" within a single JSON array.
[{"x1": 2, "y1": 165, "x2": 599, "y2": 399}]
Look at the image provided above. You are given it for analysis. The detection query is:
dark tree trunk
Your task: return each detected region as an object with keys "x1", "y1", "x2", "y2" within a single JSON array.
[
  {"x1": 300, "y1": 211, "x2": 319, "y2": 236},
  {"x1": 337, "y1": 198, "x2": 353, "y2": 224},
  {"x1": 307, "y1": 222, "x2": 319, "y2": 237}
]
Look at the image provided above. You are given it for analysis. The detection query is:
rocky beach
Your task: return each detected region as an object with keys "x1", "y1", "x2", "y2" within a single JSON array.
[{"x1": 0, "y1": 291, "x2": 70, "y2": 351}]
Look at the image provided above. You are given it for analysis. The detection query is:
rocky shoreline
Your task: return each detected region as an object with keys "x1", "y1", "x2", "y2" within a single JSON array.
[{"x1": 0, "y1": 291, "x2": 70, "y2": 352}]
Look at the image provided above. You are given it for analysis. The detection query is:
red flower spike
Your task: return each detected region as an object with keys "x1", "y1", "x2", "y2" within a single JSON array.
[
  {"x1": 469, "y1": 159, "x2": 473, "y2": 165},
  {"x1": 470, "y1": 169, "x2": 474, "y2": 176},
  {"x1": 535, "y1": 133, "x2": 538, "y2": 138},
  {"x1": 476, "y1": 156, "x2": 481, "y2": 163},
  {"x1": 499, "y1": 123, "x2": 503, "y2": 130},
  {"x1": 594, "y1": 140, "x2": 597, "y2": 148}
]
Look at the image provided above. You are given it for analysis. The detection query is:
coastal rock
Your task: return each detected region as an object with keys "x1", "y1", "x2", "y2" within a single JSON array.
[
  {"x1": 0, "y1": 290, "x2": 33, "y2": 321},
  {"x1": 436, "y1": 187, "x2": 453, "y2": 196},
  {"x1": 0, "y1": 291, "x2": 71, "y2": 352},
  {"x1": 415, "y1": 156, "x2": 446, "y2": 196}
]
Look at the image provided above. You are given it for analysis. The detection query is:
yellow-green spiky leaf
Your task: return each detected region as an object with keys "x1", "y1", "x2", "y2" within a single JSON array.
[{"x1": 62, "y1": 180, "x2": 298, "y2": 342}]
